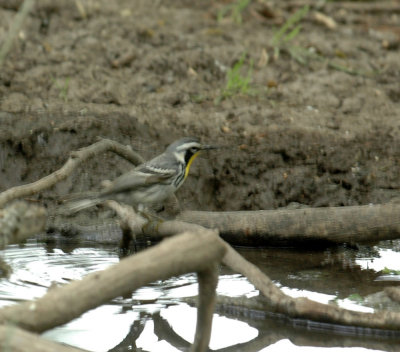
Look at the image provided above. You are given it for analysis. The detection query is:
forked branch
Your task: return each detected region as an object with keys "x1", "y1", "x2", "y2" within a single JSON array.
[
  {"x1": 0, "y1": 138, "x2": 143, "y2": 208},
  {"x1": 0, "y1": 230, "x2": 224, "y2": 343}
]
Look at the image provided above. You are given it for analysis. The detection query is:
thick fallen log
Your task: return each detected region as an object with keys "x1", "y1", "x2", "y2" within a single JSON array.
[
  {"x1": 3, "y1": 137, "x2": 400, "y2": 247},
  {"x1": 178, "y1": 203, "x2": 400, "y2": 246},
  {"x1": 43, "y1": 202, "x2": 400, "y2": 247}
]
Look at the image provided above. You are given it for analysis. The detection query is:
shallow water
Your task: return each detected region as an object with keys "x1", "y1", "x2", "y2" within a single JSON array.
[{"x1": 1, "y1": 239, "x2": 400, "y2": 351}]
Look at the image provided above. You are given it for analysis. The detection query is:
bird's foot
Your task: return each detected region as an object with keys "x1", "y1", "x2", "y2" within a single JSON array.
[{"x1": 139, "y1": 210, "x2": 164, "y2": 235}]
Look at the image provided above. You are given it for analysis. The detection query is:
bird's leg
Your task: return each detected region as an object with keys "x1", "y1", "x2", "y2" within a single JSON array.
[{"x1": 138, "y1": 205, "x2": 164, "y2": 236}]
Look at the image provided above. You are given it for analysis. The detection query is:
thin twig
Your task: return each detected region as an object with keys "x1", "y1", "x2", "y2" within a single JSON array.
[{"x1": 0, "y1": 0, "x2": 35, "y2": 68}]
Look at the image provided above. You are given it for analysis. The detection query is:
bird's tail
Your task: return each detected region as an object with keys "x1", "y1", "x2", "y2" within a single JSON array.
[
  {"x1": 64, "y1": 198, "x2": 103, "y2": 214},
  {"x1": 60, "y1": 191, "x2": 103, "y2": 215}
]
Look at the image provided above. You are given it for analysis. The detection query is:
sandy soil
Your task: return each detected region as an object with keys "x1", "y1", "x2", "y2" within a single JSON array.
[{"x1": 0, "y1": 0, "x2": 400, "y2": 213}]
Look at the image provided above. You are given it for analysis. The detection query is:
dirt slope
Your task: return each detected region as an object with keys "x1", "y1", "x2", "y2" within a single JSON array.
[{"x1": 0, "y1": 0, "x2": 399, "y2": 212}]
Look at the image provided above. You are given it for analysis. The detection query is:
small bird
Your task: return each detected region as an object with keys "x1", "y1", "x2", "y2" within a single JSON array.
[{"x1": 64, "y1": 137, "x2": 216, "y2": 214}]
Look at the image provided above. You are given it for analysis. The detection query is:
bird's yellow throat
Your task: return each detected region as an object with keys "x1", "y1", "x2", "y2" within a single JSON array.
[{"x1": 184, "y1": 151, "x2": 200, "y2": 179}]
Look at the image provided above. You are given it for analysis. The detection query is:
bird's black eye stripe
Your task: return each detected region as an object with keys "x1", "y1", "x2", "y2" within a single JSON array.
[{"x1": 184, "y1": 147, "x2": 198, "y2": 164}]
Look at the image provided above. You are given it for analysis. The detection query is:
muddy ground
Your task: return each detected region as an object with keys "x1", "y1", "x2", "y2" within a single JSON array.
[{"x1": 0, "y1": 0, "x2": 400, "y2": 214}]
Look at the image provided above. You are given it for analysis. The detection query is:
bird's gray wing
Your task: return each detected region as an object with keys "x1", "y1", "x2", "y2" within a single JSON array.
[{"x1": 100, "y1": 165, "x2": 175, "y2": 197}]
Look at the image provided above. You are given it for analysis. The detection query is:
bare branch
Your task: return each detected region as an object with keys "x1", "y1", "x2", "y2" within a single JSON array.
[
  {"x1": 222, "y1": 242, "x2": 400, "y2": 332},
  {"x1": 192, "y1": 264, "x2": 219, "y2": 352},
  {"x1": 104, "y1": 200, "x2": 147, "y2": 238},
  {"x1": 0, "y1": 230, "x2": 225, "y2": 333},
  {"x1": 123, "y1": 211, "x2": 400, "y2": 332},
  {"x1": 52, "y1": 203, "x2": 400, "y2": 334},
  {"x1": 98, "y1": 137, "x2": 144, "y2": 165},
  {"x1": 0, "y1": 138, "x2": 143, "y2": 208}
]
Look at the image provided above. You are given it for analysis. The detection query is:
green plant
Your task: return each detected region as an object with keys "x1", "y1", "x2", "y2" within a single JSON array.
[
  {"x1": 217, "y1": 0, "x2": 251, "y2": 25},
  {"x1": 347, "y1": 293, "x2": 364, "y2": 303},
  {"x1": 53, "y1": 77, "x2": 70, "y2": 102},
  {"x1": 222, "y1": 52, "x2": 253, "y2": 99},
  {"x1": 270, "y1": 5, "x2": 374, "y2": 77},
  {"x1": 382, "y1": 267, "x2": 400, "y2": 275},
  {"x1": 272, "y1": 5, "x2": 309, "y2": 60}
]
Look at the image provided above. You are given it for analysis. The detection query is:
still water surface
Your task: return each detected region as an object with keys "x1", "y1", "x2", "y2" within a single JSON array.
[{"x1": 1, "y1": 239, "x2": 400, "y2": 351}]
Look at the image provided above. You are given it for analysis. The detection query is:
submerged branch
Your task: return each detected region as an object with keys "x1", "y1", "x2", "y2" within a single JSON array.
[
  {"x1": 221, "y1": 242, "x2": 400, "y2": 332},
  {"x1": 133, "y1": 212, "x2": 400, "y2": 333},
  {"x1": 100, "y1": 204, "x2": 400, "y2": 333}
]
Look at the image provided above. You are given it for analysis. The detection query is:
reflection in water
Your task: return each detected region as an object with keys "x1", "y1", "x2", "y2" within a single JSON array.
[
  {"x1": 44, "y1": 305, "x2": 139, "y2": 351},
  {"x1": 159, "y1": 304, "x2": 258, "y2": 349},
  {"x1": 0, "y1": 239, "x2": 400, "y2": 351},
  {"x1": 260, "y1": 339, "x2": 384, "y2": 352}
]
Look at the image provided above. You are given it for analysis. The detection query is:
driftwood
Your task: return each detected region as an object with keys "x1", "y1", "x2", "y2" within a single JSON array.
[
  {"x1": 104, "y1": 203, "x2": 400, "y2": 333},
  {"x1": 43, "y1": 202, "x2": 400, "y2": 247},
  {"x1": 221, "y1": 238, "x2": 400, "y2": 332},
  {"x1": 0, "y1": 229, "x2": 223, "y2": 351},
  {"x1": 0, "y1": 230, "x2": 223, "y2": 333},
  {"x1": 0, "y1": 324, "x2": 86, "y2": 352},
  {"x1": 2, "y1": 138, "x2": 400, "y2": 246},
  {"x1": 178, "y1": 204, "x2": 400, "y2": 246},
  {"x1": 0, "y1": 201, "x2": 46, "y2": 248},
  {"x1": 2, "y1": 138, "x2": 400, "y2": 350}
]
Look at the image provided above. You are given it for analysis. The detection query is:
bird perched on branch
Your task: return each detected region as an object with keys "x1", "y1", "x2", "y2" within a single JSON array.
[{"x1": 64, "y1": 137, "x2": 216, "y2": 214}]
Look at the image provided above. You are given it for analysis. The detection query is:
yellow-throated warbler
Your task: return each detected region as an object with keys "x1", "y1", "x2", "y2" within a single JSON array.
[{"x1": 65, "y1": 137, "x2": 216, "y2": 214}]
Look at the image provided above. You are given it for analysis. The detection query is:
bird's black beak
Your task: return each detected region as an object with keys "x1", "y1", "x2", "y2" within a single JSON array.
[{"x1": 201, "y1": 144, "x2": 219, "y2": 150}]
